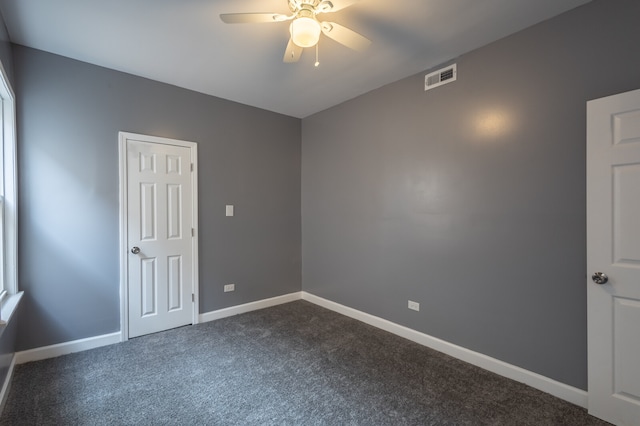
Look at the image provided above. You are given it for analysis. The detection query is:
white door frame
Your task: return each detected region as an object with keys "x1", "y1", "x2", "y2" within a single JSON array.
[{"x1": 118, "y1": 131, "x2": 199, "y2": 341}]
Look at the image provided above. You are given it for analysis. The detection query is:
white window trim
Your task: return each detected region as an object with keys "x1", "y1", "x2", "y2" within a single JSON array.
[{"x1": 0, "y1": 60, "x2": 18, "y2": 302}]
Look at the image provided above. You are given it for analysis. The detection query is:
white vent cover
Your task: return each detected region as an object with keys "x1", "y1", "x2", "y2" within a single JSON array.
[{"x1": 425, "y1": 64, "x2": 457, "y2": 91}]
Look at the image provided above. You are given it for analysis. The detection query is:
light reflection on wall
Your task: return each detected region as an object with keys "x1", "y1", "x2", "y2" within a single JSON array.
[{"x1": 474, "y1": 109, "x2": 512, "y2": 140}]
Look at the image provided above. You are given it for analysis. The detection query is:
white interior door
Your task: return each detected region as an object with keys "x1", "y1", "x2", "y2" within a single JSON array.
[
  {"x1": 121, "y1": 133, "x2": 198, "y2": 339},
  {"x1": 587, "y1": 89, "x2": 640, "y2": 425}
]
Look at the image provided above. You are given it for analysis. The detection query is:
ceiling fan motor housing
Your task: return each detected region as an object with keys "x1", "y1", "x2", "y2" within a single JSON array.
[{"x1": 290, "y1": 0, "x2": 322, "y2": 13}]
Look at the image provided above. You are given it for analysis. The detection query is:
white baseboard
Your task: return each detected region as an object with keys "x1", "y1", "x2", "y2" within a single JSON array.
[
  {"x1": 10, "y1": 291, "x2": 587, "y2": 409},
  {"x1": 301, "y1": 291, "x2": 588, "y2": 408},
  {"x1": 15, "y1": 332, "x2": 122, "y2": 365},
  {"x1": 15, "y1": 293, "x2": 303, "y2": 364},
  {"x1": 198, "y1": 292, "x2": 302, "y2": 323},
  {"x1": 0, "y1": 354, "x2": 16, "y2": 415}
]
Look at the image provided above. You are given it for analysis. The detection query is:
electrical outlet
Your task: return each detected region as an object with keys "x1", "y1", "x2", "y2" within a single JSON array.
[
  {"x1": 408, "y1": 300, "x2": 420, "y2": 311},
  {"x1": 224, "y1": 284, "x2": 235, "y2": 292}
]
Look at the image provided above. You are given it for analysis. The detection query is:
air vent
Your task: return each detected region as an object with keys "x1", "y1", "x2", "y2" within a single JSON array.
[{"x1": 425, "y1": 64, "x2": 457, "y2": 91}]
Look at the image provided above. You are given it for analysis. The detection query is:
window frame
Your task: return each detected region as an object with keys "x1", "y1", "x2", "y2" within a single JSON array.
[{"x1": 0, "y1": 60, "x2": 17, "y2": 301}]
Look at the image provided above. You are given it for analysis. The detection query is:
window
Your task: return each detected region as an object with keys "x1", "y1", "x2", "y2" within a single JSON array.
[{"x1": 0, "y1": 62, "x2": 17, "y2": 300}]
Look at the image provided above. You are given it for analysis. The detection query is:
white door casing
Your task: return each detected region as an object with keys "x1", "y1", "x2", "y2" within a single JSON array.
[
  {"x1": 119, "y1": 132, "x2": 199, "y2": 340},
  {"x1": 587, "y1": 89, "x2": 640, "y2": 425}
]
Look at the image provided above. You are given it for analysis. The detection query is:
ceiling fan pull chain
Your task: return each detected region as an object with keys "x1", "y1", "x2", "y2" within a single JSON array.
[{"x1": 315, "y1": 43, "x2": 320, "y2": 67}]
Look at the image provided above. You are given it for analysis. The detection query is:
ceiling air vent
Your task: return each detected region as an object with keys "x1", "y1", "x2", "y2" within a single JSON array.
[{"x1": 425, "y1": 64, "x2": 457, "y2": 91}]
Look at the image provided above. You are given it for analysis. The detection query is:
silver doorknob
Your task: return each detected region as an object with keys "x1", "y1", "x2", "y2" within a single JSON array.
[
  {"x1": 592, "y1": 272, "x2": 608, "y2": 285},
  {"x1": 131, "y1": 246, "x2": 141, "y2": 255}
]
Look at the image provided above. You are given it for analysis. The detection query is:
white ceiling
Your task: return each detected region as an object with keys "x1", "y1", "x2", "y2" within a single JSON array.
[{"x1": 0, "y1": 0, "x2": 591, "y2": 118}]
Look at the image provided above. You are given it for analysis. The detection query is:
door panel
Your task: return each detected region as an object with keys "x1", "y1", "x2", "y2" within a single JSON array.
[
  {"x1": 613, "y1": 298, "x2": 640, "y2": 399},
  {"x1": 141, "y1": 257, "x2": 157, "y2": 316},
  {"x1": 167, "y1": 255, "x2": 182, "y2": 311},
  {"x1": 587, "y1": 88, "x2": 640, "y2": 425},
  {"x1": 613, "y1": 165, "x2": 640, "y2": 264},
  {"x1": 126, "y1": 138, "x2": 194, "y2": 338},
  {"x1": 140, "y1": 182, "x2": 156, "y2": 240},
  {"x1": 167, "y1": 184, "x2": 182, "y2": 239}
]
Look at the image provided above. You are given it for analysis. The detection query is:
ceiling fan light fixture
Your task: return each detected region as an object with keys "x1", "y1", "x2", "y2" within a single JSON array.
[
  {"x1": 221, "y1": 1, "x2": 371, "y2": 64},
  {"x1": 290, "y1": 17, "x2": 321, "y2": 48}
]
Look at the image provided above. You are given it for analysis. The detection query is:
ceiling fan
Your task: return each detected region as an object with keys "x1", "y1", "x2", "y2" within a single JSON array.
[{"x1": 220, "y1": 0, "x2": 371, "y2": 64}]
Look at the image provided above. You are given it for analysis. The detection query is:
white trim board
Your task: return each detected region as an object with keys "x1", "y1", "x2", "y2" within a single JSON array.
[
  {"x1": 15, "y1": 332, "x2": 121, "y2": 365},
  {"x1": 11, "y1": 291, "x2": 586, "y2": 408},
  {"x1": 14, "y1": 293, "x2": 303, "y2": 365},
  {"x1": 0, "y1": 354, "x2": 16, "y2": 415},
  {"x1": 301, "y1": 292, "x2": 588, "y2": 408},
  {"x1": 0, "y1": 293, "x2": 23, "y2": 415},
  {"x1": 199, "y1": 292, "x2": 301, "y2": 323}
]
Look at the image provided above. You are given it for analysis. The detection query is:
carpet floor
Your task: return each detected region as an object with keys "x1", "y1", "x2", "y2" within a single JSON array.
[{"x1": 1, "y1": 301, "x2": 609, "y2": 425}]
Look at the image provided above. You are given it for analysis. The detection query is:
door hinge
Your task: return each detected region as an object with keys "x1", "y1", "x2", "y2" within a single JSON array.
[
  {"x1": 190, "y1": 163, "x2": 194, "y2": 172},
  {"x1": 191, "y1": 293, "x2": 195, "y2": 302},
  {"x1": 191, "y1": 228, "x2": 195, "y2": 237}
]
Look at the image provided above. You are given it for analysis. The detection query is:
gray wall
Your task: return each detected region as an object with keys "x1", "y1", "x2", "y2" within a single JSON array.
[
  {"x1": 0, "y1": 8, "x2": 12, "y2": 86},
  {"x1": 9, "y1": 0, "x2": 640, "y2": 392},
  {"x1": 301, "y1": 0, "x2": 640, "y2": 390},
  {"x1": 14, "y1": 46, "x2": 301, "y2": 351}
]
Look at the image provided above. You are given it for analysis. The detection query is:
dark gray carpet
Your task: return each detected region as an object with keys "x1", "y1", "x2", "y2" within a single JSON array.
[{"x1": 1, "y1": 301, "x2": 609, "y2": 425}]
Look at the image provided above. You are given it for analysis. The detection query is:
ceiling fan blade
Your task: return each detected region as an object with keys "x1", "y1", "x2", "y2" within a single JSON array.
[
  {"x1": 220, "y1": 13, "x2": 291, "y2": 24},
  {"x1": 318, "y1": 0, "x2": 362, "y2": 13},
  {"x1": 321, "y1": 22, "x2": 371, "y2": 51},
  {"x1": 283, "y1": 38, "x2": 303, "y2": 63}
]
